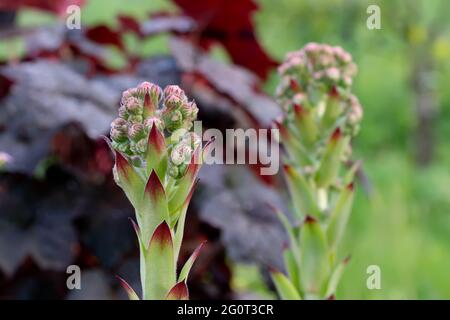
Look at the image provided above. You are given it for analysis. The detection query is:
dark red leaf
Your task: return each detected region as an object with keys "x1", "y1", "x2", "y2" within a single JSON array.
[
  {"x1": 85, "y1": 25, "x2": 124, "y2": 50},
  {"x1": 173, "y1": 0, "x2": 276, "y2": 79}
]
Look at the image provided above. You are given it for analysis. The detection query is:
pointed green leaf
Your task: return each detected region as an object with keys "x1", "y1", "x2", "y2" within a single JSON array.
[
  {"x1": 315, "y1": 128, "x2": 349, "y2": 188},
  {"x1": 293, "y1": 103, "x2": 318, "y2": 147},
  {"x1": 270, "y1": 269, "x2": 302, "y2": 300},
  {"x1": 270, "y1": 205, "x2": 300, "y2": 264},
  {"x1": 166, "y1": 281, "x2": 189, "y2": 300},
  {"x1": 139, "y1": 170, "x2": 169, "y2": 248},
  {"x1": 172, "y1": 180, "x2": 198, "y2": 261},
  {"x1": 178, "y1": 241, "x2": 206, "y2": 282},
  {"x1": 145, "y1": 124, "x2": 167, "y2": 178},
  {"x1": 283, "y1": 247, "x2": 301, "y2": 292},
  {"x1": 143, "y1": 221, "x2": 176, "y2": 300},
  {"x1": 283, "y1": 164, "x2": 319, "y2": 219},
  {"x1": 300, "y1": 216, "x2": 330, "y2": 296},
  {"x1": 327, "y1": 183, "x2": 355, "y2": 250},
  {"x1": 113, "y1": 151, "x2": 144, "y2": 208},
  {"x1": 325, "y1": 256, "x2": 351, "y2": 298},
  {"x1": 116, "y1": 276, "x2": 140, "y2": 300}
]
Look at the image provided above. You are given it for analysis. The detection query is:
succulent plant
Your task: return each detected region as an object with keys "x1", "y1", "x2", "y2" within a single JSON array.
[
  {"x1": 107, "y1": 82, "x2": 210, "y2": 300},
  {"x1": 270, "y1": 43, "x2": 363, "y2": 299}
]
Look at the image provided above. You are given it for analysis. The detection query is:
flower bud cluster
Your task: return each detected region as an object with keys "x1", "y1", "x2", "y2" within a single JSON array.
[
  {"x1": 110, "y1": 82, "x2": 198, "y2": 157},
  {"x1": 276, "y1": 43, "x2": 362, "y2": 137}
]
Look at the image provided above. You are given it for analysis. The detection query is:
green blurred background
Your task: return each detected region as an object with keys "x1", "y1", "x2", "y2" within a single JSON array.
[{"x1": 5, "y1": 0, "x2": 450, "y2": 299}]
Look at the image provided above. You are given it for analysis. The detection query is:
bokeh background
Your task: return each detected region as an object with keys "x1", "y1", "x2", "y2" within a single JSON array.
[{"x1": 1, "y1": 0, "x2": 450, "y2": 299}]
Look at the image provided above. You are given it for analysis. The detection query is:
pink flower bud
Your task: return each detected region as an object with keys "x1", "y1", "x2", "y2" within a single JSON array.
[
  {"x1": 128, "y1": 123, "x2": 145, "y2": 141},
  {"x1": 164, "y1": 85, "x2": 187, "y2": 101},
  {"x1": 170, "y1": 144, "x2": 193, "y2": 166},
  {"x1": 124, "y1": 96, "x2": 142, "y2": 115}
]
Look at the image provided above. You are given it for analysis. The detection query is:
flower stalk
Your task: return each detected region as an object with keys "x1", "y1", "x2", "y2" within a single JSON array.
[
  {"x1": 271, "y1": 43, "x2": 363, "y2": 299},
  {"x1": 108, "y1": 82, "x2": 208, "y2": 300}
]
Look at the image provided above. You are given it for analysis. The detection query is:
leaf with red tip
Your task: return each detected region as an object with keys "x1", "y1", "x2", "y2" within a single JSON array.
[
  {"x1": 292, "y1": 104, "x2": 317, "y2": 146},
  {"x1": 166, "y1": 281, "x2": 189, "y2": 300},
  {"x1": 324, "y1": 256, "x2": 351, "y2": 298},
  {"x1": 315, "y1": 128, "x2": 349, "y2": 188},
  {"x1": 113, "y1": 151, "x2": 144, "y2": 208},
  {"x1": 326, "y1": 182, "x2": 355, "y2": 251},
  {"x1": 300, "y1": 215, "x2": 329, "y2": 296},
  {"x1": 283, "y1": 164, "x2": 319, "y2": 219},
  {"x1": 116, "y1": 275, "x2": 140, "y2": 300},
  {"x1": 139, "y1": 170, "x2": 169, "y2": 248},
  {"x1": 178, "y1": 241, "x2": 206, "y2": 282},
  {"x1": 145, "y1": 124, "x2": 167, "y2": 178},
  {"x1": 143, "y1": 221, "x2": 176, "y2": 300}
]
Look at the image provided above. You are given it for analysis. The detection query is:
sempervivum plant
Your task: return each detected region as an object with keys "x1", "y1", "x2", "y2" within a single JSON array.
[
  {"x1": 271, "y1": 43, "x2": 363, "y2": 299},
  {"x1": 108, "y1": 82, "x2": 210, "y2": 300}
]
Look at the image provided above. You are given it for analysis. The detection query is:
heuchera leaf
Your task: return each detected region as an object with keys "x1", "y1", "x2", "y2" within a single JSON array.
[
  {"x1": 85, "y1": 25, "x2": 124, "y2": 50},
  {"x1": 139, "y1": 170, "x2": 169, "y2": 248},
  {"x1": 116, "y1": 275, "x2": 140, "y2": 300},
  {"x1": 270, "y1": 269, "x2": 302, "y2": 300},
  {"x1": 178, "y1": 241, "x2": 206, "y2": 282},
  {"x1": 144, "y1": 221, "x2": 176, "y2": 300},
  {"x1": 166, "y1": 281, "x2": 189, "y2": 300},
  {"x1": 300, "y1": 215, "x2": 330, "y2": 297},
  {"x1": 173, "y1": 0, "x2": 276, "y2": 79}
]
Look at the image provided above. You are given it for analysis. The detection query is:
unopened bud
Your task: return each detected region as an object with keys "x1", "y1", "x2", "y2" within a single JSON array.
[
  {"x1": 124, "y1": 97, "x2": 142, "y2": 115},
  {"x1": 164, "y1": 85, "x2": 186, "y2": 101},
  {"x1": 170, "y1": 144, "x2": 193, "y2": 166},
  {"x1": 128, "y1": 123, "x2": 145, "y2": 141},
  {"x1": 130, "y1": 139, "x2": 147, "y2": 154}
]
